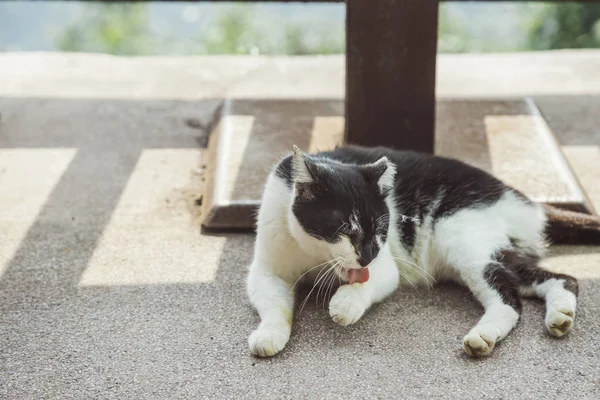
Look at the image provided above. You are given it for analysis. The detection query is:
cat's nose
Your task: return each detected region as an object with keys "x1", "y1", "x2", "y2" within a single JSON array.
[
  {"x1": 357, "y1": 243, "x2": 378, "y2": 267},
  {"x1": 357, "y1": 252, "x2": 373, "y2": 268}
]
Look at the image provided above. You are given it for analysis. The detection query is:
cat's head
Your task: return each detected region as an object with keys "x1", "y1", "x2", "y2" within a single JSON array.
[{"x1": 289, "y1": 146, "x2": 395, "y2": 281}]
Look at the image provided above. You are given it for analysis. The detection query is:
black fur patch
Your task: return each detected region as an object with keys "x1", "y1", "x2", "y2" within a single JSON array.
[
  {"x1": 483, "y1": 262, "x2": 522, "y2": 312},
  {"x1": 543, "y1": 204, "x2": 600, "y2": 245},
  {"x1": 275, "y1": 155, "x2": 294, "y2": 187},
  {"x1": 497, "y1": 249, "x2": 579, "y2": 296},
  {"x1": 399, "y1": 221, "x2": 416, "y2": 250}
]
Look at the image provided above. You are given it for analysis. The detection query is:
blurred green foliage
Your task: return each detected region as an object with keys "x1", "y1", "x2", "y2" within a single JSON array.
[
  {"x1": 528, "y1": 3, "x2": 600, "y2": 50},
  {"x1": 56, "y1": 3, "x2": 343, "y2": 55},
  {"x1": 438, "y1": 6, "x2": 471, "y2": 53},
  {"x1": 55, "y1": 3, "x2": 600, "y2": 56},
  {"x1": 57, "y1": 4, "x2": 152, "y2": 55},
  {"x1": 198, "y1": 7, "x2": 257, "y2": 54}
]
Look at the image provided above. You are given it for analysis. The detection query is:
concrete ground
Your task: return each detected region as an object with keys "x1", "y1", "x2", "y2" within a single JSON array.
[{"x1": 1, "y1": 52, "x2": 599, "y2": 399}]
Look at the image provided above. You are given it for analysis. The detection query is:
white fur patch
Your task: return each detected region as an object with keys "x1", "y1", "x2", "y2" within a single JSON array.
[
  {"x1": 329, "y1": 284, "x2": 369, "y2": 326},
  {"x1": 521, "y1": 278, "x2": 577, "y2": 337},
  {"x1": 463, "y1": 301, "x2": 519, "y2": 356},
  {"x1": 373, "y1": 157, "x2": 396, "y2": 194},
  {"x1": 291, "y1": 145, "x2": 314, "y2": 184},
  {"x1": 329, "y1": 235, "x2": 356, "y2": 265},
  {"x1": 349, "y1": 211, "x2": 361, "y2": 236}
]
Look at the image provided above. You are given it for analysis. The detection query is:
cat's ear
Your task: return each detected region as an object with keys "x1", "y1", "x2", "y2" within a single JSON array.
[
  {"x1": 360, "y1": 157, "x2": 396, "y2": 195},
  {"x1": 291, "y1": 145, "x2": 317, "y2": 184}
]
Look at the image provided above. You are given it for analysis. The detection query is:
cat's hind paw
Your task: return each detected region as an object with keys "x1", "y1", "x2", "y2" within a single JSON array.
[
  {"x1": 248, "y1": 326, "x2": 290, "y2": 357},
  {"x1": 546, "y1": 309, "x2": 575, "y2": 337},
  {"x1": 329, "y1": 284, "x2": 369, "y2": 326}
]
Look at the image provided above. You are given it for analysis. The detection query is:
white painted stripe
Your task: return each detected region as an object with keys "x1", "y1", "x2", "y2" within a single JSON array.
[
  {"x1": 308, "y1": 116, "x2": 344, "y2": 153},
  {"x1": 0, "y1": 148, "x2": 77, "y2": 278},
  {"x1": 484, "y1": 115, "x2": 575, "y2": 202},
  {"x1": 563, "y1": 145, "x2": 600, "y2": 214},
  {"x1": 214, "y1": 109, "x2": 255, "y2": 202},
  {"x1": 544, "y1": 249, "x2": 600, "y2": 280},
  {"x1": 80, "y1": 149, "x2": 224, "y2": 286}
]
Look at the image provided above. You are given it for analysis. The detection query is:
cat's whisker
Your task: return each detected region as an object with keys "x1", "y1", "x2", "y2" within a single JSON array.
[
  {"x1": 324, "y1": 258, "x2": 345, "y2": 294},
  {"x1": 291, "y1": 257, "x2": 340, "y2": 292},
  {"x1": 295, "y1": 259, "x2": 339, "y2": 314},
  {"x1": 399, "y1": 260, "x2": 434, "y2": 282},
  {"x1": 299, "y1": 261, "x2": 339, "y2": 314},
  {"x1": 323, "y1": 262, "x2": 341, "y2": 308},
  {"x1": 329, "y1": 264, "x2": 343, "y2": 300},
  {"x1": 327, "y1": 256, "x2": 348, "y2": 302},
  {"x1": 317, "y1": 256, "x2": 348, "y2": 308},
  {"x1": 299, "y1": 267, "x2": 331, "y2": 313},
  {"x1": 392, "y1": 255, "x2": 436, "y2": 284},
  {"x1": 397, "y1": 269, "x2": 420, "y2": 293},
  {"x1": 312, "y1": 260, "x2": 338, "y2": 301},
  {"x1": 317, "y1": 264, "x2": 334, "y2": 308},
  {"x1": 397, "y1": 262, "x2": 435, "y2": 288},
  {"x1": 316, "y1": 264, "x2": 337, "y2": 306},
  {"x1": 323, "y1": 262, "x2": 340, "y2": 306},
  {"x1": 391, "y1": 255, "x2": 432, "y2": 284}
]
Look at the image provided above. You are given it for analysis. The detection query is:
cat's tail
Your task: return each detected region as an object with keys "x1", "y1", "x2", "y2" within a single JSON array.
[{"x1": 543, "y1": 204, "x2": 600, "y2": 245}]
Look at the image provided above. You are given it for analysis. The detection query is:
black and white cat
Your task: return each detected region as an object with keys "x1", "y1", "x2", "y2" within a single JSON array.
[{"x1": 246, "y1": 145, "x2": 599, "y2": 357}]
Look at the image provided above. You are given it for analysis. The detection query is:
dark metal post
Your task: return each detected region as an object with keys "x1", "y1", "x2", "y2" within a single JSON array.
[{"x1": 345, "y1": 0, "x2": 439, "y2": 153}]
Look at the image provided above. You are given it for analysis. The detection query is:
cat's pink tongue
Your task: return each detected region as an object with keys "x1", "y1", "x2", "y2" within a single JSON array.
[{"x1": 349, "y1": 268, "x2": 370, "y2": 284}]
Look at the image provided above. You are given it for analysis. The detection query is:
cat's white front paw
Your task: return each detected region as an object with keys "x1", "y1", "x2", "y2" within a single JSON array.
[
  {"x1": 546, "y1": 309, "x2": 575, "y2": 337},
  {"x1": 248, "y1": 325, "x2": 290, "y2": 357},
  {"x1": 463, "y1": 326, "x2": 497, "y2": 357},
  {"x1": 329, "y1": 284, "x2": 369, "y2": 326}
]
